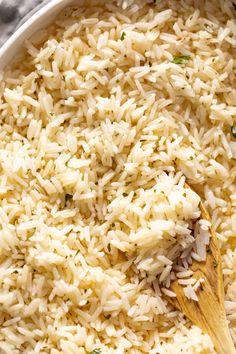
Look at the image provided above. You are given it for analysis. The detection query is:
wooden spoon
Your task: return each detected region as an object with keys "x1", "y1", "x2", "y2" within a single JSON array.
[{"x1": 166, "y1": 185, "x2": 235, "y2": 354}]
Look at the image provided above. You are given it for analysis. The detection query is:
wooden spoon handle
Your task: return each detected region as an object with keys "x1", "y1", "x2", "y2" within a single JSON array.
[
  {"x1": 196, "y1": 278, "x2": 235, "y2": 354},
  {"x1": 171, "y1": 270, "x2": 235, "y2": 354},
  {"x1": 215, "y1": 323, "x2": 235, "y2": 354},
  {"x1": 168, "y1": 187, "x2": 235, "y2": 354}
]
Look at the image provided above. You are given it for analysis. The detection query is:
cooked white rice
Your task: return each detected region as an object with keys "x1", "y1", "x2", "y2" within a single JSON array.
[{"x1": 0, "y1": 0, "x2": 236, "y2": 353}]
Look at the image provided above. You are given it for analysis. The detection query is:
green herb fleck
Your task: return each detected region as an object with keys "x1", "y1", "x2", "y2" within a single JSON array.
[
  {"x1": 172, "y1": 55, "x2": 191, "y2": 65},
  {"x1": 231, "y1": 126, "x2": 236, "y2": 138},
  {"x1": 120, "y1": 32, "x2": 126, "y2": 41},
  {"x1": 213, "y1": 260, "x2": 218, "y2": 268},
  {"x1": 89, "y1": 350, "x2": 102, "y2": 354}
]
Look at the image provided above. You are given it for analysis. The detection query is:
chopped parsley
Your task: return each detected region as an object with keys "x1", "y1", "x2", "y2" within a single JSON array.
[
  {"x1": 120, "y1": 32, "x2": 126, "y2": 41},
  {"x1": 231, "y1": 126, "x2": 236, "y2": 138},
  {"x1": 172, "y1": 55, "x2": 191, "y2": 65},
  {"x1": 89, "y1": 350, "x2": 102, "y2": 354}
]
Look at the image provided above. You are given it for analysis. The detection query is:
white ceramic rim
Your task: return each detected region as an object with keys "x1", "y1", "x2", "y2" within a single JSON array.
[{"x1": 0, "y1": 0, "x2": 75, "y2": 70}]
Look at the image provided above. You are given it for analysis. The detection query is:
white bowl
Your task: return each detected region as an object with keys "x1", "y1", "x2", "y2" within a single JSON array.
[{"x1": 0, "y1": 0, "x2": 76, "y2": 70}]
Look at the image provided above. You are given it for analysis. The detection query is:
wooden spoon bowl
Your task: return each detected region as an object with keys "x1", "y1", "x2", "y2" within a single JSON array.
[{"x1": 166, "y1": 186, "x2": 235, "y2": 354}]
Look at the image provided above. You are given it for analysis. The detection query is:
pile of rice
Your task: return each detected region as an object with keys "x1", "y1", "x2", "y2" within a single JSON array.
[{"x1": 0, "y1": 0, "x2": 236, "y2": 352}]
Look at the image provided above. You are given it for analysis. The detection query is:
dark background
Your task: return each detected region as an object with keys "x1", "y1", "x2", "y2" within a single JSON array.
[{"x1": 0, "y1": 0, "x2": 49, "y2": 46}]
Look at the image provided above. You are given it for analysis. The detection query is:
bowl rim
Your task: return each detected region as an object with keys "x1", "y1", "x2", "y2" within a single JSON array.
[{"x1": 0, "y1": 0, "x2": 74, "y2": 70}]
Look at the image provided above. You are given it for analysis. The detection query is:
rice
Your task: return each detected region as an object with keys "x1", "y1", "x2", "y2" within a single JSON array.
[{"x1": 0, "y1": 0, "x2": 236, "y2": 352}]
